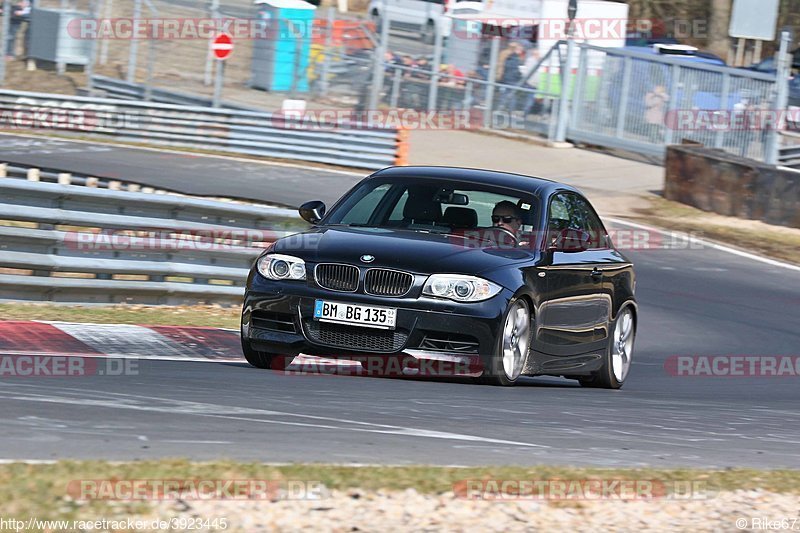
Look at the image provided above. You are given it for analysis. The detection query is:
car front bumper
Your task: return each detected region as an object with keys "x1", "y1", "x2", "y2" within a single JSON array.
[{"x1": 242, "y1": 277, "x2": 512, "y2": 377}]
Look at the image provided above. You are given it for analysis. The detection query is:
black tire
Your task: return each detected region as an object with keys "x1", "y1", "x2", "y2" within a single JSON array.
[
  {"x1": 241, "y1": 336, "x2": 275, "y2": 369},
  {"x1": 580, "y1": 306, "x2": 635, "y2": 389},
  {"x1": 421, "y1": 20, "x2": 435, "y2": 45},
  {"x1": 480, "y1": 298, "x2": 532, "y2": 386}
]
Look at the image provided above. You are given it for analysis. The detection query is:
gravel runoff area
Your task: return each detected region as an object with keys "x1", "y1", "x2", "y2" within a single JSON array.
[{"x1": 142, "y1": 489, "x2": 800, "y2": 532}]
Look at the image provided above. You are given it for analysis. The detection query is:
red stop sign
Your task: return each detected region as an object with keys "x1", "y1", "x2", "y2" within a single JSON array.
[{"x1": 211, "y1": 33, "x2": 233, "y2": 60}]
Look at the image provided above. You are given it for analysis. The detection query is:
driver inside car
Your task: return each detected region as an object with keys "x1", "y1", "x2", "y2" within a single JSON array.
[
  {"x1": 491, "y1": 200, "x2": 531, "y2": 248},
  {"x1": 491, "y1": 201, "x2": 523, "y2": 236}
]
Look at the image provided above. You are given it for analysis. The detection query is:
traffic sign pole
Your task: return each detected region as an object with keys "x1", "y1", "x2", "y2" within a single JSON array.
[
  {"x1": 212, "y1": 59, "x2": 225, "y2": 108},
  {"x1": 210, "y1": 33, "x2": 233, "y2": 108}
]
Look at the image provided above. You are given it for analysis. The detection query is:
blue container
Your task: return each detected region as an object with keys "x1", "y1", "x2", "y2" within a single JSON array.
[{"x1": 252, "y1": 0, "x2": 317, "y2": 92}]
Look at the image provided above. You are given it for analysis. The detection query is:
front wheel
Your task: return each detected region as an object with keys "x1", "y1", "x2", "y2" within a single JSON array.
[
  {"x1": 580, "y1": 306, "x2": 635, "y2": 389},
  {"x1": 480, "y1": 298, "x2": 532, "y2": 386},
  {"x1": 241, "y1": 336, "x2": 274, "y2": 369}
]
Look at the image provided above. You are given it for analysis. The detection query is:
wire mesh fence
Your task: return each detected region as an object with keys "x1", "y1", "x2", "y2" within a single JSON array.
[
  {"x1": 10, "y1": 1, "x2": 790, "y2": 164},
  {"x1": 568, "y1": 43, "x2": 781, "y2": 161}
]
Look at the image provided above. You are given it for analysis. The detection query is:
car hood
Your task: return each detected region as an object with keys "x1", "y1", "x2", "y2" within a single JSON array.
[{"x1": 272, "y1": 226, "x2": 535, "y2": 275}]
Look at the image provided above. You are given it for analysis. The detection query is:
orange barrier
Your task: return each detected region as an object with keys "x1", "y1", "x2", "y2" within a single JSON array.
[{"x1": 395, "y1": 128, "x2": 409, "y2": 166}]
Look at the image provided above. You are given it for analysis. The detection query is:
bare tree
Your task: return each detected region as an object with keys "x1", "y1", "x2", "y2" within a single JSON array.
[{"x1": 707, "y1": 0, "x2": 732, "y2": 58}]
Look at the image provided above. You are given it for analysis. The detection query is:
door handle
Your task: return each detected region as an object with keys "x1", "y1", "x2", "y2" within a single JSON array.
[{"x1": 590, "y1": 268, "x2": 603, "y2": 281}]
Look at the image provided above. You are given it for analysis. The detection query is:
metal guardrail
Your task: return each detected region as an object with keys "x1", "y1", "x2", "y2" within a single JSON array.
[
  {"x1": 0, "y1": 90, "x2": 403, "y2": 170},
  {"x1": 778, "y1": 132, "x2": 800, "y2": 168},
  {"x1": 0, "y1": 178, "x2": 307, "y2": 305},
  {"x1": 89, "y1": 76, "x2": 263, "y2": 112}
]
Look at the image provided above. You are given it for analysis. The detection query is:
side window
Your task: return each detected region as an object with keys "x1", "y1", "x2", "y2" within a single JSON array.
[
  {"x1": 339, "y1": 184, "x2": 392, "y2": 225},
  {"x1": 547, "y1": 192, "x2": 608, "y2": 249},
  {"x1": 569, "y1": 195, "x2": 609, "y2": 249},
  {"x1": 547, "y1": 193, "x2": 571, "y2": 234}
]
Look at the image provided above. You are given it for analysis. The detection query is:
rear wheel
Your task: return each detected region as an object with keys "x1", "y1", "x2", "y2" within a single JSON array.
[
  {"x1": 580, "y1": 306, "x2": 635, "y2": 389},
  {"x1": 481, "y1": 298, "x2": 532, "y2": 386}
]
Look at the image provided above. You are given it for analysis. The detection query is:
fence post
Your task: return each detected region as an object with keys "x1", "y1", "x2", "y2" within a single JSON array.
[
  {"x1": 144, "y1": 38, "x2": 156, "y2": 101},
  {"x1": 714, "y1": 72, "x2": 731, "y2": 149},
  {"x1": 555, "y1": 34, "x2": 576, "y2": 142},
  {"x1": 614, "y1": 56, "x2": 632, "y2": 139},
  {"x1": 483, "y1": 37, "x2": 500, "y2": 129},
  {"x1": 0, "y1": 0, "x2": 10, "y2": 85},
  {"x1": 765, "y1": 30, "x2": 791, "y2": 165},
  {"x1": 319, "y1": 7, "x2": 335, "y2": 97},
  {"x1": 127, "y1": 0, "x2": 142, "y2": 83},
  {"x1": 203, "y1": 0, "x2": 220, "y2": 86},
  {"x1": 85, "y1": 0, "x2": 98, "y2": 95},
  {"x1": 664, "y1": 63, "x2": 680, "y2": 146},
  {"x1": 368, "y1": 2, "x2": 390, "y2": 111},
  {"x1": 427, "y1": 22, "x2": 443, "y2": 112},
  {"x1": 99, "y1": 0, "x2": 113, "y2": 65},
  {"x1": 569, "y1": 45, "x2": 588, "y2": 131},
  {"x1": 390, "y1": 67, "x2": 401, "y2": 107}
]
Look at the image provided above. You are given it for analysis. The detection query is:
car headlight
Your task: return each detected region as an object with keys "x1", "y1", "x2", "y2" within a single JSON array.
[
  {"x1": 257, "y1": 254, "x2": 306, "y2": 281},
  {"x1": 422, "y1": 274, "x2": 501, "y2": 302}
]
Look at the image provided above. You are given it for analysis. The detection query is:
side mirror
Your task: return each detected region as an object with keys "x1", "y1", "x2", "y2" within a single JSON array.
[
  {"x1": 548, "y1": 228, "x2": 592, "y2": 253},
  {"x1": 299, "y1": 200, "x2": 326, "y2": 225}
]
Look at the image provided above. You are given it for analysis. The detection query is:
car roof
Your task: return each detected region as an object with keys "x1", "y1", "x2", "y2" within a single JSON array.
[{"x1": 370, "y1": 166, "x2": 578, "y2": 198}]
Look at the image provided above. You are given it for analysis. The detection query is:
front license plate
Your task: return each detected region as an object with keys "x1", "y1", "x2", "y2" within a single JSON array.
[{"x1": 313, "y1": 300, "x2": 397, "y2": 330}]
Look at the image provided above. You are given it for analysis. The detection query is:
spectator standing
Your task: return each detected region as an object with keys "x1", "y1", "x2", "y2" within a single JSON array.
[
  {"x1": 644, "y1": 84, "x2": 669, "y2": 142},
  {"x1": 6, "y1": 0, "x2": 31, "y2": 58}
]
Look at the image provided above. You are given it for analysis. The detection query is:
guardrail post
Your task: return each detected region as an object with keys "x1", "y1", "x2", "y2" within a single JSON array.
[
  {"x1": 57, "y1": 173, "x2": 72, "y2": 185},
  {"x1": 26, "y1": 168, "x2": 40, "y2": 182},
  {"x1": 108, "y1": 180, "x2": 121, "y2": 190},
  {"x1": 127, "y1": 183, "x2": 141, "y2": 192},
  {"x1": 0, "y1": 163, "x2": 6, "y2": 177},
  {"x1": 86, "y1": 177, "x2": 99, "y2": 188}
]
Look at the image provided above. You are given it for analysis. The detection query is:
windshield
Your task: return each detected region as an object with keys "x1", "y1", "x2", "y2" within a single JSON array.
[{"x1": 324, "y1": 177, "x2": 538, "y2": 236}]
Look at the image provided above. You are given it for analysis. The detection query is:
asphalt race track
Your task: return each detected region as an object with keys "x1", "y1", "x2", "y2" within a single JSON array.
[
  {"x1": 1, "y1": 229, "x2": 799, "y2": 467},
  {"x1": 0, "y1": 135, "x2": 364, "y2": 207}
]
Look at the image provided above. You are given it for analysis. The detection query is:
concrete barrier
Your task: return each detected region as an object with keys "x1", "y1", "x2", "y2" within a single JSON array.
[{"x1": 665, "y1": 144, "x2": 800, "y2": 229}]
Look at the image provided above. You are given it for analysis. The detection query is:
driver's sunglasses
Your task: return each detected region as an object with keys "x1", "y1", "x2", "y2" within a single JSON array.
[{"x1": 491, "y1": 215, "x2": 518, "y2": 224}]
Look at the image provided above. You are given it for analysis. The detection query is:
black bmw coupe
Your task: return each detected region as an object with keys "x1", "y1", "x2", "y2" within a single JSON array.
[{"x1": 241, "y1": 166, "x2": 637, "y2": 388}]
